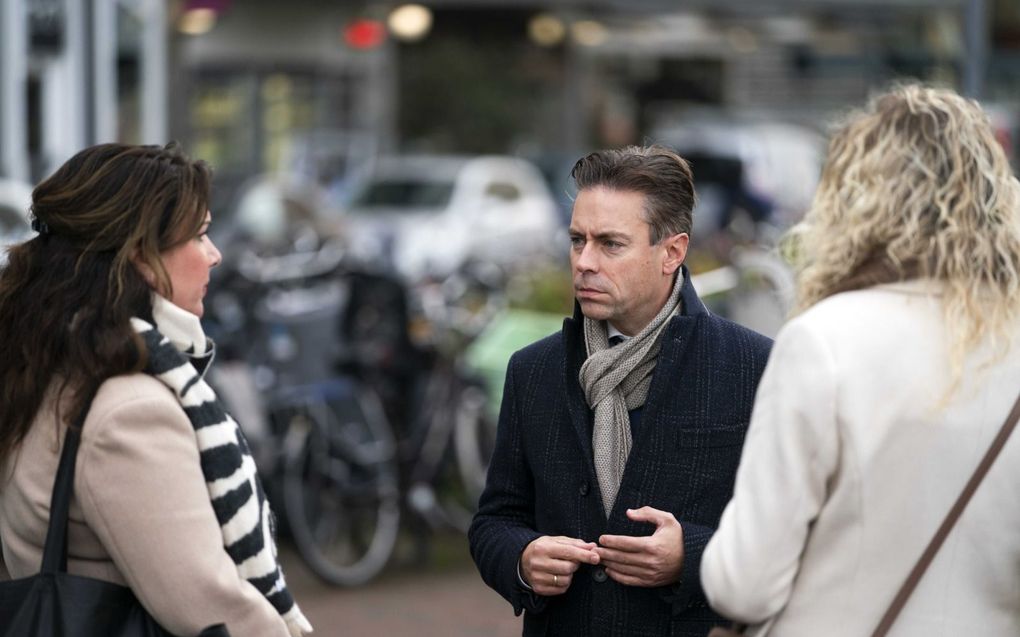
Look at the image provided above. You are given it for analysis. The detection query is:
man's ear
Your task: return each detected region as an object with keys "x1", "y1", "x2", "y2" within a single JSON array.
[{"x1": 661, "y1": 233, "x2": 689, "y2": 275}]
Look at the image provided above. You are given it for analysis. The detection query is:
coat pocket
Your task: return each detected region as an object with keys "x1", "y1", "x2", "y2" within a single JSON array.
[{"x1": 675, "y1": 424, "x2": 746, "y2": 449}]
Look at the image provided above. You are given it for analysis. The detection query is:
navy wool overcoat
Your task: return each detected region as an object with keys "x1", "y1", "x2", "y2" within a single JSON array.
[{"x1": 469, "y1": 271, "x2": 773, "y2": 637}]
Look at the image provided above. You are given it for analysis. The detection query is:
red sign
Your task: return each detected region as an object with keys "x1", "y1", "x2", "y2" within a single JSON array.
[{"x1": 344, "y1": 19, "x2": 386, "y2": 50}]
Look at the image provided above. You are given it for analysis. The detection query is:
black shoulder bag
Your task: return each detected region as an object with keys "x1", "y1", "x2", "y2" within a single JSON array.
[{"x1": 0, "y1": 391, "x2": 230, "y2": 637}]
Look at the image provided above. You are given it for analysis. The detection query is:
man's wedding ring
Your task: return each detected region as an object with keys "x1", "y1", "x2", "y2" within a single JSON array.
[{"x1": 553, "y1": 574, "x2": 559, "y2": 586}]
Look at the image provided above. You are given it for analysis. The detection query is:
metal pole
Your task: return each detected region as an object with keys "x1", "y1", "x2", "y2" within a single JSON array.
[
  {"x1": 1, "y1": 0, "x2": 29, "y2": 181},
  {"x1": 370, "y1": 41, "x2": 398, "y2": 154},
  {"x1": 140, "y1": 0, "x2": 168, "y2": 144},
  {"x1": 93, "y1": 0, "x2": 118, "y2": 141},
  {"x1": 64, "y1": 0, "x2": 89, "y2": 153},
  {"x1": 962, "y1": 0, "x2": 988, "y2": 99}
]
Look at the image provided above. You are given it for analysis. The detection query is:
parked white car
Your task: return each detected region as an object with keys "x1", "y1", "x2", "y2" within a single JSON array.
[{"x1": 333, "y1": 155, "x2": 562, "y2": 279}]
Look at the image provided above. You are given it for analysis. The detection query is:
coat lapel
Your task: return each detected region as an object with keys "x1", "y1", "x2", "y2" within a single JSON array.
[
  {"x1": 562, "y1": 307, "x2": 606, "y2": 516},
  {"x1": 632, "y1": 266, "x2": 706, "y2": 442}
]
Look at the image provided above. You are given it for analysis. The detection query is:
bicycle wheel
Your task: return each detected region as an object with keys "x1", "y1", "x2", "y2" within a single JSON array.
[
  {"x1": 423, "y1": 381, "x2": 496, "y2": 534},
  {"x1": 403, "y1": 374, "x2": 492, "y2": 534},
  {"x1": 281, "y1": 380, "x2": 401, "y2": 587},
  {"x1": 726, "y1": 247, "x2": 796, "y2": 338},
  {"x1": 453, "y1": 382, "x2": 497, "y2": 507}
]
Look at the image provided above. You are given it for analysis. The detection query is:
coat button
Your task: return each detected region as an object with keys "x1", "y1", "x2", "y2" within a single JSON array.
[
  {"x1": 592, "y1": 567, "x2": 608, "y2": 583},
  {"x1": 579, "y1": 482, "x2": 589, "y2": 496}
]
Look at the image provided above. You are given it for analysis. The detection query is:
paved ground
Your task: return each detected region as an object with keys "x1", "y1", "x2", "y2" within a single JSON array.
[{"x1": 281, "y1": 533, "x2": 522, "y2": 637}]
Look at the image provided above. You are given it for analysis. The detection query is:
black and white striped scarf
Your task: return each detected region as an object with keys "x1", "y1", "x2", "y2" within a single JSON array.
[{"x1": 132, "y1": 296, "x2": 311, "y2": 636}]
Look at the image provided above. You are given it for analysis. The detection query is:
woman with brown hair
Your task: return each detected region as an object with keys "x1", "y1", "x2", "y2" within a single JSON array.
[
  {"x1": 0, "y1": 143, "x2": 311, "y2": 636},
  {"x1": 701, "y1": 85, "x2": 1020, "y2": 635}
]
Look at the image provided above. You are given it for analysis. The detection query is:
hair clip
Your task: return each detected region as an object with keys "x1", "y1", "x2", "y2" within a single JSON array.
[{"x1": 31, "y1": 218, "x2": 50, "y2": 235}]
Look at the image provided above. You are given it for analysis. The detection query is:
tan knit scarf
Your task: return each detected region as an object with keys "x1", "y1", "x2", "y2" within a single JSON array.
[{"x1": 579, "y1": 274, "x2": 684, "y2": 517}]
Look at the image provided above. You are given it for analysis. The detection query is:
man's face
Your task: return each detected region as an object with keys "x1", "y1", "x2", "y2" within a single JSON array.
[{"x1": 569, "y1": 187, "x2": 688, "y2": 336}]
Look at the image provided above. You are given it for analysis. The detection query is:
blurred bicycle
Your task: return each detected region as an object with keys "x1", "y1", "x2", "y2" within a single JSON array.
[
  {"x1": 338, "y1": 261, "x2": 502, "y2": 539},
  {"x1": 204, "y1": 234, "x2": 502, "y2": 587},
  {"x1": 690, "y1": 243, "x2": 796, "y2": 338},
  {"x1": 203, "y1": 239, "x2": 402, "y2": 588}
]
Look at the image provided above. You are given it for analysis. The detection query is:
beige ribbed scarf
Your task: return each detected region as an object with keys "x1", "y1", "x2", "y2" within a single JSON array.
[{"x1": 579, "y1": 274, "x2": 683, "y2": 517}]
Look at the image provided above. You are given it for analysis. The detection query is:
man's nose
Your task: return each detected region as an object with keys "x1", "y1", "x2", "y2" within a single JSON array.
[{"x1": 574, "y1": 242, "x2": 598, "y2": 272}]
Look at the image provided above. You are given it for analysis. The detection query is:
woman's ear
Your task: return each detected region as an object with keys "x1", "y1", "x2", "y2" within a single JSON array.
[{"x1": 130, "y1": 253, "x2": 157, "y2": 289}]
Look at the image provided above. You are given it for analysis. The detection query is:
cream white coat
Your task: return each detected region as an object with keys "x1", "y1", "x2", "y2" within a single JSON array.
[{"x1": 702, "y1": 281, "x2": 1020, "y2": 636}]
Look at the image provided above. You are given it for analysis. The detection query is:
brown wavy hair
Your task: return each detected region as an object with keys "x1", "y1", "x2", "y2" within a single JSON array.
[
  {"x1": 787, "y1": 84, "x2": 1020, "y2": 392},
  {"x1": 0, "y1": 143, "x2": 211, "y2": 466}
]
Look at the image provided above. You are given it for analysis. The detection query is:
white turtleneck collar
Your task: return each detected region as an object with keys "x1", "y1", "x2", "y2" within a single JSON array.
[{"x1": 150, "y1": 294, "x2": 211, "y2": 358}]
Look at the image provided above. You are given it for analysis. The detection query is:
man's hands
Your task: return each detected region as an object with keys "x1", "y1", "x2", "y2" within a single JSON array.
[
  {"x1": 521, "y1": 536, "x2": 600, "y2": 596},
  {"x1": 521, "y1": 507, "x2": 684, "y2": 595},
  {"x1": 596, "y1": 506, "x2": 685, "y2": 587}
]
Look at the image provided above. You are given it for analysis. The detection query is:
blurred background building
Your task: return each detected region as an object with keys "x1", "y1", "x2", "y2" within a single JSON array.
[
  {"x1": 4, "y1": 0, "x2": 1019, "y2": 445},
  {"x1": 2, "y1": 0, "x2": 1018, "y2": 189}
]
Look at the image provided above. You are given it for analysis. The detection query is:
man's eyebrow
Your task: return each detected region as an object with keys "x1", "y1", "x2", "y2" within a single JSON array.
[
  {"x1": 593, "y1": 231, "x2": 629, "y2": 242},
  {"x1": 568, "y1": 229, "x2": 630, "y2": 242}
]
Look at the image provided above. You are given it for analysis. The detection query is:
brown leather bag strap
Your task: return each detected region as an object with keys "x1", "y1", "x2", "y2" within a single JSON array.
[{"x1": 871, "y1": 390, "x2": 1020, "y2": 637}]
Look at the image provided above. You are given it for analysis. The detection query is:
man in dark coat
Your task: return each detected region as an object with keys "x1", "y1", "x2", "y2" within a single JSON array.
[{"x1": 468, "y1": 145, "x2": 773, "y2": 636}]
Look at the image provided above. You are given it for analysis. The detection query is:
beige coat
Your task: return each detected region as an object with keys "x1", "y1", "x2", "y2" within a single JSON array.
[
  {"x1": 0, "y1": 373, "x2": 290, "y2": 637},
  {"x1": 702, "y1": 281, "x2": 1020, "y2": 636}
]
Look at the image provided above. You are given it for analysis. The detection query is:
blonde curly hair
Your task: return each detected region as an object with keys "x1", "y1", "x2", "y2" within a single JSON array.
[{"x1": 789, "y1": 84, "x2": 1020, "y2": 384}]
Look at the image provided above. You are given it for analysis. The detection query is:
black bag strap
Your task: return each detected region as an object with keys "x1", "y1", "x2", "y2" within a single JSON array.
[
  {"x1": 871, "y1": 390, "x2": 1020, "y2": 637},
  {"x1": 39, "y1": 389, "x2": 98, "y2": 575}
]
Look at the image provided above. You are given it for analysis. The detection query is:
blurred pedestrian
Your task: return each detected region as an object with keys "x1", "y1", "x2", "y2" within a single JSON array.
[
  {"x1": 0, "y1": 143, "x2": 312, "y2": 636},
  {"x1": 702, "y1": 84, "x2": 1020, "y2": 635},
  {"x1": 469, "y1": 145, "x2": 773, "y2": 635}
]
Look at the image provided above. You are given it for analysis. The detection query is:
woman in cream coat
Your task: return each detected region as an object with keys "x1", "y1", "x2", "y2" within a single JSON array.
[
  {"x1": 701, "y1": 85, "x2": 1020, "y2": 635},
  {"x1": 0, "y1": 144, "x2": 311, "y2": 636}
]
